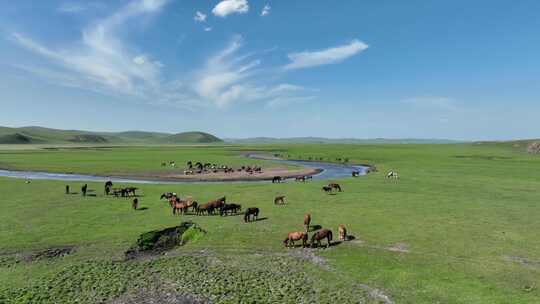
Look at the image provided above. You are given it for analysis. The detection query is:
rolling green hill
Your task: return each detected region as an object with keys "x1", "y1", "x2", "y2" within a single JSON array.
[{"x1": 0, "y1": 126, "x2": 222, "y2": 145}]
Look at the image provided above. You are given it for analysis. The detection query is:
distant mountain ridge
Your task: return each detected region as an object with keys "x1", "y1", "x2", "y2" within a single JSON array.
[
  {"x1": 0, "y1": 126, "x2": 222, "y2": 144},
  {"x1": 224, "y1": 137, "x2": 464, "y2": 144}
]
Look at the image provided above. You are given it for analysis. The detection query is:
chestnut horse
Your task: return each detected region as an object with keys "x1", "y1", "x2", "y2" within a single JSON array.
[
  {"x1": 207, "y1": 196, "x2": 226, "y2": 215},
  {"x1": 304, "y1": 213, "x2": 311, "y2": 232},
  {"x1": 283, "y1": 231, "x2": 308, "y2": 248},
  {"x1": 311, "y1": 229, "x2": 332, "y2": 248},
  {"x1": 338, "y1": 224, "x2": 347, "y2": 241}
]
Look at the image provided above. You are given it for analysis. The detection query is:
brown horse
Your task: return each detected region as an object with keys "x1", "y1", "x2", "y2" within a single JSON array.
[
  {"x1": 304, "y1": 213, "x2": 311, "y2": 232},
  {"x1": 283, "y1": 231, "x2": 308, "y2": 248},
  {"x1": 328, "y1": 183, "x2": 342, "y2": 192},
  {"x1": 352, "y1": 171, "x2": 360, "y2": 177},
  {"x1": 172, "y1": 200, "x2": 189, "y2": 215},
  {"x1": 132, "y1": 198, "x2": 138, "y2": 210},
  {"x1": 274, "y1": 196, "x2": 285, "y2": 205},
  {"x1": 207, "y1": 196, "x2": 226, "y2": 215},
  {"x1": 311, "y1": 229, "x2": 333, "y2": 248},
  {"x1": 196, "y1": 203, "x2": 212, "y2": 215},
  {"x1": 295, "y1": 176, "x2": 306, "y2": 182},
  {"x1": 338, "y1": 224, "x2": 347, "y2": 241},
  {"x1": 244, "y1": 207, "x2": 259, "y2": 222}
]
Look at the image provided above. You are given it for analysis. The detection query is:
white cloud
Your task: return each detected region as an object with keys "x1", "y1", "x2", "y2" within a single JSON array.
[
  {"x1": 57, "y1": 2, "x2": 104, "y2": 14},
  {"x1": 194, "y1": 11, "x2": 207, "y2": 22},
  {"x1": 193, "y1": 35, "x2": 307, "y2": 108},
  {"x1": 204, "y1": 27, "x2": 213, "y2": 32},
  {"x1": 260, "y1": 4, "x2": 270, "y2": 16},
  {"x1": 284, "y1": 39, "x2": 368, "y2": 70},
  {"x1": 133, "y1": 55, "x2": 146, "y2": 65},
  {"x1": 13, "y1": 0, "x2": 168, "y2": 97},
  {"x1": 212, "y1": 0, "x2": 249, "y2": 17}
]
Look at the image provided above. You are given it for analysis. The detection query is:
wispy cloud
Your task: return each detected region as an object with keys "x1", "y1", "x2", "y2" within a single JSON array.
[
  {"x1": 284, "y1": 39, "x2": 368, "y2": 70},
  {"x1": 204, "y1": 27, "x2": 213, "y2": 32},
  {"x1": 212, "y1": 0, "x2": 249, "y2": 18},
  {"x1": 57, "y1": 2, "x2": 104, "y2": 14},
  {"x1": 193, "y1": 36, "x2": 306, "y2": 108},
  {"x1": 261, "y1": 4, "x2": 271, "y2": 16},
  {"x1": 194, "y1": 11, "x2": 207, "y2": 22},
  {"x1": 12, "y1": 0, "x2": 311, "y2": 110},
  {"x1": 13, "y1": 0, "x2": 168, "y2": 97}
]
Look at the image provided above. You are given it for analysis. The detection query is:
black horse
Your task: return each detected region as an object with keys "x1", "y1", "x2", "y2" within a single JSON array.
[
  {"x1": 272, "y1": 176, "x2": 282, "y2": 183},
  {"x1": 244, "y1": 207, "x2": 260, "y2": 222},
  {"x1": 220, "y1": 203, "x2": 242, "y2": 216}
]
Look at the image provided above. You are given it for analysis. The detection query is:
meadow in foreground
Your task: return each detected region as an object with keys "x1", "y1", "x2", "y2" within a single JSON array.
[{"x1": 0, "y1": 143, "x2": 539, "y2": 303}]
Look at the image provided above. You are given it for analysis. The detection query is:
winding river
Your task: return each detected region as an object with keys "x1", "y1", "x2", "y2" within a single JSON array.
[{"x1": 0, "y1": 154, "x2": 369, "y2": 184}]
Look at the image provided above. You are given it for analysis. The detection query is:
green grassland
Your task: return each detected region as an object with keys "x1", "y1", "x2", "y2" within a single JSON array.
[{"x1": 0, "y1": 143, "x2": 539, "y2": 303}]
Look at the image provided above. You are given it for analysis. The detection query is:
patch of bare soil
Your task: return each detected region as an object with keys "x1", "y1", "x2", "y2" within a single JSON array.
[
  {"x1": 110, "y1": 284, "x2": 209, "y2": 304},
  {"x1": 386, "y1": 242, "x2": 410, "y2": 253},
  {"x1": 117, "y1": 167, "x2": 320, "y2": 182},
  {"x1": 29, "y1": 246, "x2": 75, "y2": 261},
  {"x1": 283, "y1": 248, "x2": 331, "y2": 271},
  {"x1": 503, "y1": 255, "x2": 540, "y2": 269}
]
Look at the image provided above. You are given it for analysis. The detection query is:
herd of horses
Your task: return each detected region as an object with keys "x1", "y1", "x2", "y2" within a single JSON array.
[
  {"x1": 77, "y1": 165, "x2": 399, "y2": 249},
  {"x1": 161, "y1": 160, "x2": 264, "y2": 176}
]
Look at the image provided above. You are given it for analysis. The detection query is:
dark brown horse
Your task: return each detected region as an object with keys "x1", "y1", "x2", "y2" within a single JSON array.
[
  {"x1": 274, "y1": 196, "x2": 285, "y2": 205},
  {"x1": 311, "y1": 229, "x2": 333, "y2": 248},
  {"x1": 322, "y1": 186, "x2": 333, "y2": 193},
  {"x1": 207, "y1": 196, "x2": 226, "y2": 215},
  {"x1": 352, "y1": 171, "x2": 360, "y2": 177},
  {"x1": 295, "y1": 176, "x2": 306, "y2": 182},
  {"x1": 272, "y1": 176, "x2": 282, "y2": 183},
  {"x1": 132, "y1": 198, "x2": 138, "y2": 210},
  {"x1": 220, "y1": 203, "x2": 241, "y2": 216},
  {"x1": 244, "y1": 207, "x2": 259, "y2": 222},
  {"x1": 328, "y1": 183, "x2": 342, "y2": 192},
  {"x1": 283, "y1": 231, "x2": 308, "y2": 248}
]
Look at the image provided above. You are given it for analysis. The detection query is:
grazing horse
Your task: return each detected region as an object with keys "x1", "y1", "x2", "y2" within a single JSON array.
[
  {"x1": 132, "y1": 198, "x2": 138, "y2": 210},
  {"x1": 160, "y1": 192, "x2": 175, "y2": 200},
  {"x1": 352, "y1": 171, "x2": 360, "y2": 177},
  {"x1": 338, "y1": 224, "x2": 347, "y2": 241},
  {"x1": 322, "y1": 186, "x2": 333, "y2": 193},
  {"x1": 304, "y1": 213, "x2": 311, "y2": 232},
  {"x1": 104, "y1": 181, "x2": 113, "y2": 194},
  {"x1": 207, "y1": 196, "x2": 226, "y2": 215},
  {"x1": 295, "y1": 176, "x2": 306, "y2": 182},
  {"x1": 81, "y1": 184, "x2": 88, "y2": 196},
  {"x1": 244, "y1": 207, "x2": 260, "y2": 222},
  {"x1": 172, "y1": 200, "x2": 190, "y2": 215},
  {"x1": 311, "y1": 229, "x2": 333, "y2": 248},
  {"x1": 272, "y1": 176, "x2": 283, "y2": 183},
  {"x1": 283, "y1": 231, "x2": 308, "y2": 248},
  {"x1": 274, "y1": 196, "x2": 286, "y2": 205},
  {"x1": 387, "y1": 171, "x2": 399, "y2": 179},
  {"x1": 328, "y1": 183, "x2": 342, "y2": 192},
  {"x1": 220, "y1": 203, "x2": 241, "y2": 216},
  {"x1": 196, "y1": 203, "x2": 212, "y2": 215}
]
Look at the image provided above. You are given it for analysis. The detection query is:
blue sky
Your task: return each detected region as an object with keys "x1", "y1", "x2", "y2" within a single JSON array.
[{"x1": 1, "y1": 0, "x2": 539, "y2": 140}]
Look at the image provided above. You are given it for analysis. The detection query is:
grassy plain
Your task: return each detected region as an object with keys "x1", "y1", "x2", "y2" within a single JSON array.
[{"x1": 0, "y1": 143, "x2": 539, "y2": 303}]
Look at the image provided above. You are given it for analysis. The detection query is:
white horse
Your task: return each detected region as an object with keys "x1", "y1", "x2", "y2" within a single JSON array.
[{"x1": 386, "y1": 171, "x2": 399, "y2": 179}]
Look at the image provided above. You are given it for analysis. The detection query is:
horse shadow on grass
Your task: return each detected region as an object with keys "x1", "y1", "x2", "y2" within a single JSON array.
[
  {"x1": 253, "y1": 217, "x2": 268, "y2": 222},
  {"x1": 308, "y1": 225, "x2": 322, "y2": 232},
  {"x1": 136, "y1": 207, "x2": 148, "y2": 211}
]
